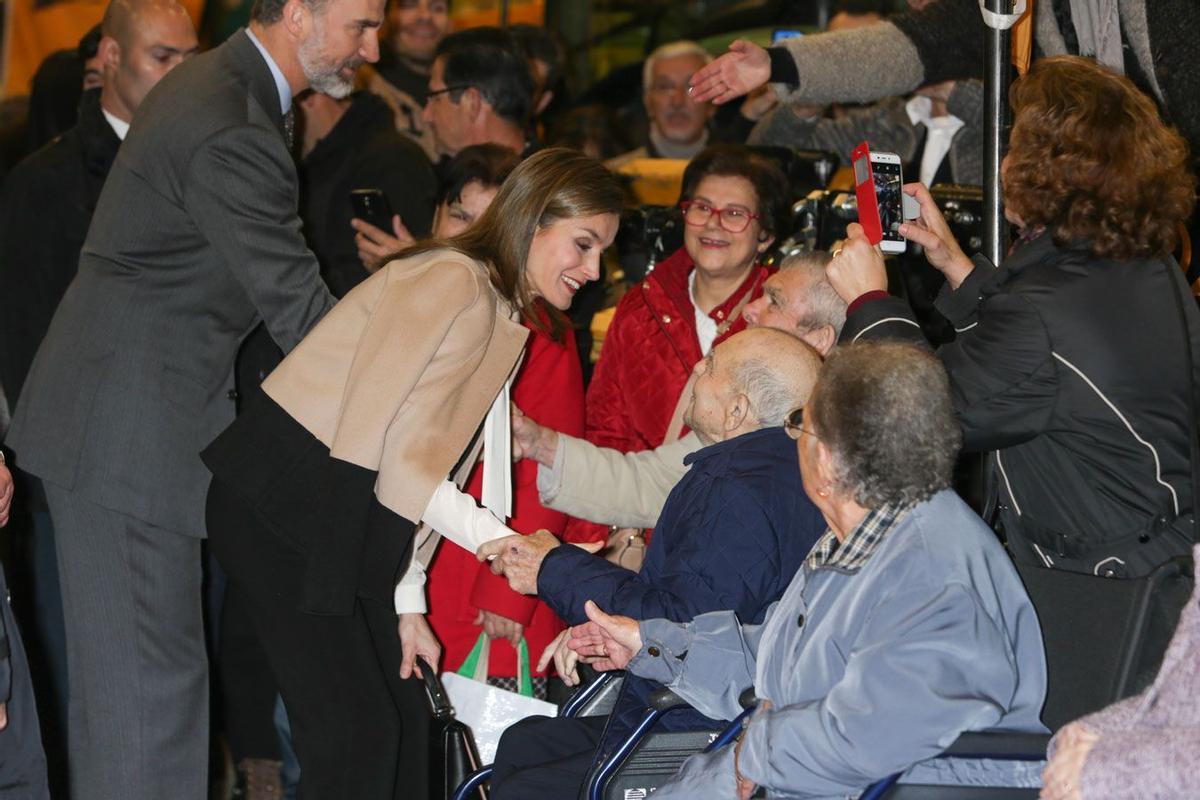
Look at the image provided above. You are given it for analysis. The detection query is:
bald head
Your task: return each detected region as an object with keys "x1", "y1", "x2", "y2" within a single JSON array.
[
  {"x1": 684, "y1": 328, "x2": 823, "y2": 445},
  {"x1": 99, "y1": 0, "x2": 198, "y2": 123}
]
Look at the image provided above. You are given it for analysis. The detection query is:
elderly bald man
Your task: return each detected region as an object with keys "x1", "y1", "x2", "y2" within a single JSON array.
[
  {"x1": 511, "y1": 250, "x2": 849, "y2": 532},
  {"x1": 479, "y1": 327, "x2": 827, "y2": 800}
]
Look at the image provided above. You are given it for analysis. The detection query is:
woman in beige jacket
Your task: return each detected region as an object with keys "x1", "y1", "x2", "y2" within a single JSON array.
[{"x1": 202, "y1": 149, "x2": 623, "y2": 800}]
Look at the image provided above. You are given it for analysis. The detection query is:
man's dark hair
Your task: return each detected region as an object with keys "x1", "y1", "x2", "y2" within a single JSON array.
[
  {"x1": 435, "y1": 27, "x2": 534, "y2": 128},
  {"x1": 679, "y1": 144, "x2": 792, "y2": 239},
  {"x1": 250, "y1": 0, "x2": 330, "y2": 24},
  {"x1": 510, "y1": 23, "x2": 565, "y2": 93},
  {"x1": 438, "y1": 143, "x2": 521, "y2": 206}
]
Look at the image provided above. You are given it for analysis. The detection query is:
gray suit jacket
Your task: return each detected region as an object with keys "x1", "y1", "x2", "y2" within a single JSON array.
[{"x1": 7, "y1": 30, "x2": 333, "y2": 537}]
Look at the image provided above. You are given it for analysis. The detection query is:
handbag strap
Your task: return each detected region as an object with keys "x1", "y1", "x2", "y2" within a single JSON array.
[
  {"x1": 1164, "y1": 255, "x2": 1200, "y2": 543},
  {"x1": 516, "y1": 639, "x2": 534, "y2": 698}
]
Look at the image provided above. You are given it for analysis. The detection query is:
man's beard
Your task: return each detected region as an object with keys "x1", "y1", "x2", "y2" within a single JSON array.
[{"x1": 298, "y1": 25, "x2": 361, "y2": 98}]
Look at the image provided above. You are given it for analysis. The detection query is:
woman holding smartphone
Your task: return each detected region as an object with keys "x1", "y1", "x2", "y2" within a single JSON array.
[
  {"x1": 202, "y1": 148, "x2": 623, "y2": 800},
  {"x1": 828, "y1": 57, "x2": 1200, "y2": 579}
]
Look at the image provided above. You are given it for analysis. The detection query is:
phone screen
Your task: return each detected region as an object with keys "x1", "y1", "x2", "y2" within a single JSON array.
[
  {"x1": 872, "y1": 161, "x2": 903, "y2": 244},
  {"x1": 772, "y1": 29, "x2": 804, "y2": 44}
]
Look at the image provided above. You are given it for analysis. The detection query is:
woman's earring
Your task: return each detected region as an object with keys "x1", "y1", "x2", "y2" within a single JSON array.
[{"x1": 816, "y1": 485, "x2": 831, "y2": 498}]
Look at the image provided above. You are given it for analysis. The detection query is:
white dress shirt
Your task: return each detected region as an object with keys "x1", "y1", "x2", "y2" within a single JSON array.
[{"x1": 905, "y1": 95, "x2": 965, "y2": 187}]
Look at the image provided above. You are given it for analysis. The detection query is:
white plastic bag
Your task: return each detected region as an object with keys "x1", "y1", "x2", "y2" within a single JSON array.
[{"x1": 441, "y1": 633, "x2": 557, "y2": 763}]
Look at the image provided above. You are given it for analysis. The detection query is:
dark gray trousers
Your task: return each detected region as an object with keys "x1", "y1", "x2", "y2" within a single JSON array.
[{"x1": 43, "y1": 482, "x2": 208, "y2": 800}]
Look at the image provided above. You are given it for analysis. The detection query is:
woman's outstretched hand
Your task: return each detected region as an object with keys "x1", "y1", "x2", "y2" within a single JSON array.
[
  {"x1": 566, "y1": 600, "x2": 642, "y2": 672},
  {"x1": 687, "y1": 40, "x2": 771, "y2": 105},
  {"x1": 898, "y1": 183, "x2": 975, "y2": 289}
]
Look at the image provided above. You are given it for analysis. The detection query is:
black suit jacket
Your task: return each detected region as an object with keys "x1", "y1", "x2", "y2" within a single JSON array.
[
  {"x1": 0, "y1": 89, "x2": 119, "y2": 406},
  {"x1": 7, "y1": 30, "x2": 333, "y2": 536}
]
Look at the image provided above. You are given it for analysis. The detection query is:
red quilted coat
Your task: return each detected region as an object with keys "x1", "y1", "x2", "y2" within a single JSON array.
[
  {"x1": 564, "y1": 247, "x2": 771, "y2": 543},
  {"x1": 585, "y1": 246, "x2": 771, "y2": 453},
  {"x1": 426, "y1": 321, "x2": 593, "y2": 678}
]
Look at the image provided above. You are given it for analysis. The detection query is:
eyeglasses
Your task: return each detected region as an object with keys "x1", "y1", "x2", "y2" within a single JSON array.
[
  {"x1": 679, "y1": 200, "x2": 760, "y2": 234},
  {"x1": 783, "y1": 406, "x2": 818, "y2": 440},
  {"x1": 425, "y1": 85, "x2": 472, "y2": 103}
]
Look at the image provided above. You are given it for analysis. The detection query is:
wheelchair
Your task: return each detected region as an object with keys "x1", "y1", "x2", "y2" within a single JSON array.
[
  {"x1": 452, "y1": 671, "x2": 1046, "y2": 800},
  {"x1": 452, "y1": 551, "x2": 1192, "y2": 799}
]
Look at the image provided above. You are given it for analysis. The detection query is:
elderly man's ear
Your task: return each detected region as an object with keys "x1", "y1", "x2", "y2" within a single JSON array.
[
  {"x1": 723, "y1": 392, "x2": 752, "y2": 437},
  {"x1": 803, "y1": 324, "x2": 837, "y2": 357}
]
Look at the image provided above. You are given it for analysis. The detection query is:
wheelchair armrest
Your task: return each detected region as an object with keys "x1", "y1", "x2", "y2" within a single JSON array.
[
  {"x1": 738, "y1": 687, "x2": 758, "y2": 710},
  {"x1": 647, "y1": 687, "x2": 691, "y2": 712},
  {"x1": 559, "y1": 669, "x2": 625, "y2": 719},
  {"x1": 940, "y1": 730, "x2": 1051, "y2": 760}
]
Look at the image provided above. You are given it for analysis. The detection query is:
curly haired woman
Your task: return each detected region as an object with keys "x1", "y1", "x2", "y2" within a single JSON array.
[{"x1": 829, "y1": 56, "x2": 1200, "y2": 578}]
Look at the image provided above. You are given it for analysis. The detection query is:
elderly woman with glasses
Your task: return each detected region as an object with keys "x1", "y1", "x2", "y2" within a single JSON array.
[
  {"x1": 568, "y1": 341, "x2": 1049, "y2": 799},
  {"x1": 571, "y1": 144, "x2": 789, "y2": 545}
]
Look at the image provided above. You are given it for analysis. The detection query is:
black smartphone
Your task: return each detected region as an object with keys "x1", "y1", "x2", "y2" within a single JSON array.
[{"x1": 350, "y1": 188, "x2": 395, "y2": 231}]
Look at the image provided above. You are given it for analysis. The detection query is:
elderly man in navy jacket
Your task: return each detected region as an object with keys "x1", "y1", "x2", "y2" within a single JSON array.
[{"x1": 478, "y1": 327, "x2": 827, "y2": 799}]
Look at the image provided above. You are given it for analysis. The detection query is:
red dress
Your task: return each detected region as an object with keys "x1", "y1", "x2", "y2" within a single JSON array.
[
  {"x1": 565, "y1": 246, "x2": 772, "y2": 541},
  {"x1": 426, "y1": 321, "x2": 592, "y2": 678}
]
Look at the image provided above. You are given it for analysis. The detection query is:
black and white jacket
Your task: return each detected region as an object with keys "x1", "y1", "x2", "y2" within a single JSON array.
[{"x1": 844, "y1": 232, "x2": 1200, "y2": 578}]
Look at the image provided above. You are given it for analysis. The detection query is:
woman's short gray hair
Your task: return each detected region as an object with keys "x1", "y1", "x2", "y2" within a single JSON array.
[{"x1": 809, "y1": 341, "x2": 961, "y2": 508}]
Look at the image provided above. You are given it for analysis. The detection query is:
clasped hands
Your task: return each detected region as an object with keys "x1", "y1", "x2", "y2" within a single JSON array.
[{"x1": 475, "y1": 530, "x2": 603, "y2": 595}]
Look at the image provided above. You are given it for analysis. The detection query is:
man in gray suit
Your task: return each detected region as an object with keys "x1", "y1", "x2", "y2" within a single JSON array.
[{"x1": 4, "y1": 0, "x2": 385, "y2": 796}]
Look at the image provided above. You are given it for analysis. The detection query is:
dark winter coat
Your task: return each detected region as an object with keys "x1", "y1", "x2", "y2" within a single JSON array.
[
  {"x1": 537, "y1": 426, "x2": 826, "y2": 745},
  {"x1": 0, "y1": 89, "x2": 119, "y2": 406}
]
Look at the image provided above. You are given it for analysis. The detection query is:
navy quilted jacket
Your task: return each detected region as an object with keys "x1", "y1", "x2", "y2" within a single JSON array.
[{"x1": 537, "y1": 426, "x2": 826, "y2": 747}]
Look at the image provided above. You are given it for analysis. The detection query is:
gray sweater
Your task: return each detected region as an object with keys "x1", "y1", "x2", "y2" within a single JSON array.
[{"x1": 767, "y1": 0, "x2": 1200, "y2": 160}]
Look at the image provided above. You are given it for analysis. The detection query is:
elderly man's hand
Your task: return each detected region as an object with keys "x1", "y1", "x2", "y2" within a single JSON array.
[
  {"x1": 567, "y1": 600, "x2": 642, "y2": 672},
  {"x1": 1040, "y1": 722, "x2": 1098, "y2": 800},
  {"x1": 688, "y1": 40, "x2": 770, "y2": 105},
  {"x1": 825, "y1": 223, "x2": 888, "y2": 304},
  {"x1": 0, "y1": 460, "x2": 13, "y2": 528}
]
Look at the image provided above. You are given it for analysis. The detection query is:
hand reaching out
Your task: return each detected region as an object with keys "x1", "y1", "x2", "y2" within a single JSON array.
[
  {"x1": 566, "y1": 600, "x2": 642, "y2": 672},
  {"x1": 511, "y1": 405, "x2": 559, "y2": 466},
  {"x1": 687, "y1": 40, "x2": 771, "y2": 105},
  {"x1": 537, "y1": 628, "x2": 583, "y2": 686}
]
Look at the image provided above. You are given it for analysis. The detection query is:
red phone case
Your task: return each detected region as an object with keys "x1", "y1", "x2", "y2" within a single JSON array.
[{"x1": 851, "y1": 141, "x2": 883, "y2": 245}]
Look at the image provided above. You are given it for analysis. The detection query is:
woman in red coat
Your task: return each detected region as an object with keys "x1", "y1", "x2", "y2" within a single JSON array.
[
  {"x1": 568, "y1": 146, "x2": 790, "y2": 546},
  {"x1": 586, "y1": 145, "x2": 790, "y2": 454}
]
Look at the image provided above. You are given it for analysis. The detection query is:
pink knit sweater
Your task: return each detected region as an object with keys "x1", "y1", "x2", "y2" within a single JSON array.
[{"x1": 1053, "y1": 544, "x2": 1200, "y2": 798}]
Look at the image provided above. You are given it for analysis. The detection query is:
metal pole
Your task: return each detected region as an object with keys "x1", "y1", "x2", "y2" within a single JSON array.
[
  {"x1": 982, "y1": 0, "x2": 1013, "y2": 266},
  {"x1": 500, "y1": 0, "x2": 510, "y2": 27}
]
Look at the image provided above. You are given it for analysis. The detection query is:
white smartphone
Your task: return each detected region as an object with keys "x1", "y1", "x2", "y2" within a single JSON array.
[{"x1": 869, "y1": 150, "x2": 906, "y2": 254}]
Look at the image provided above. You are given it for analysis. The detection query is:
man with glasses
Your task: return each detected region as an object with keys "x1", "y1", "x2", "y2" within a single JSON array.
[
  {"x1": 421, "y1": 26, "x2": 533, "y2": 159},
  {"x1": 352, "y1": 27, "x2": 534, "y2": 258},
  {"x1": 480, "y1": 327, "x2": 827, "y2": 800}
]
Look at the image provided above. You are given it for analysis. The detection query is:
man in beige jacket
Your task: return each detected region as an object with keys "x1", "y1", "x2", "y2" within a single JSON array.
[{"x1": 512, "y1": 250, "x2": 844, "y2": 529}]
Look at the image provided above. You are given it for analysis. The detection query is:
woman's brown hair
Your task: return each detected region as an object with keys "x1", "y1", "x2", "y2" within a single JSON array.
[
  {"x1": 401, "y1": 147, "x2": 624, "y2": 340},
  {"x1": 1003, "y1": 56, "x2": 1195, "y2": 261}
]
